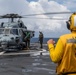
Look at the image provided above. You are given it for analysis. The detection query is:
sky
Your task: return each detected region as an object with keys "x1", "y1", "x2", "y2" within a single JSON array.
[{"x1": 0, "y1": 0, "x2": 76, "y2": 38}]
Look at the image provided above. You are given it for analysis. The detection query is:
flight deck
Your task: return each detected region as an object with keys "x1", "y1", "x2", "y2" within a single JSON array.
[{"x1": 0, "y1": 43, "x2": 56, "y2": 75}]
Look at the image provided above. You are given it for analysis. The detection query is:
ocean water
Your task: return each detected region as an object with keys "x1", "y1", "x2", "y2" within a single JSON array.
[{"x1": 30, "y1": 38, "x2": 59, "y2": 44}]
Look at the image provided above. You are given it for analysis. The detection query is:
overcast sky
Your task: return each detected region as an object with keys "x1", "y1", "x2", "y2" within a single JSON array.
[{"x1": 0, "y1": 0, "x2": 76, "y2": 38}]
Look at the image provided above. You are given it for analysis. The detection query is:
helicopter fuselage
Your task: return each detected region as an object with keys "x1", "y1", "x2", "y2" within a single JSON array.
[{"x1": 0, "y1": 21, "x2": 34, "y2": 51}]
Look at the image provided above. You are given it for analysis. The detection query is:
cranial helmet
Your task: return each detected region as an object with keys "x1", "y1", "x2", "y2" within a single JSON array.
[{"x1": 66, "y1": 13, "x2": 76, "y2": 30}]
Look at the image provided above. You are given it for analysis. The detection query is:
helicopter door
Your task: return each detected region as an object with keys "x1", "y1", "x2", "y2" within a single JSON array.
[
  {"x1": 4, "y1": 28, "x2": 10, "y2": 35},
  {"x1": 18, "y1": 29, "x2": 24, "y2": 42},
  {"x1": 19, "y1": 29, "x2": 23, "y2": 36}
]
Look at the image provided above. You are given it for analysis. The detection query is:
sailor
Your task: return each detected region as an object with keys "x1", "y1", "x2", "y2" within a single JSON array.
[
  {"x1": 24, "y1": 31, "x2": 31, "y2": 49},
  {"x1": 39, "y1": 31, "x2": 44, "y2": 48},
  {"x1": 47, "y1": 13, "x2": 76, "y2": 75}
]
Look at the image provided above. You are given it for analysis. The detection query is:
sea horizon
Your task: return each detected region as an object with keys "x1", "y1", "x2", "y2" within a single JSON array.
[{"x1": 30, "y1": 37, "x2": 59, "y2": 44}]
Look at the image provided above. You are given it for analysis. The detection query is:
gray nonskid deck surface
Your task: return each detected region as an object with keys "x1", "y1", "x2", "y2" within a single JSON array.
[
  {"x1": 0, "y1": 43, "x2": 57, "y2": 75},
  {"x1": 0, "y1": 55, "x2": 56, "y2": 75}
]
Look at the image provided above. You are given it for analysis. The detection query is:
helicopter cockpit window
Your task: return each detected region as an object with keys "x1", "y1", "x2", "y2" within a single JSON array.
[
  {"x1": 10, "y1": 29, "x2": 18, "y2": 35},
  {"x1": 0, "y1": 29, "x2": 4, "y2": 34},
  {"x1": 0, "y1": 28, "x2": 10, "y2": 34}
]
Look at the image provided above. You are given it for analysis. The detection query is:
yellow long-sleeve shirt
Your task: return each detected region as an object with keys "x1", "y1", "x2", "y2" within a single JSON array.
[
  {"x1": 48, "y1": 38, "x2": 64, "y2": 63},
  {"x1": 48, "y1": 32, "x2": 76, "y2": 75}
]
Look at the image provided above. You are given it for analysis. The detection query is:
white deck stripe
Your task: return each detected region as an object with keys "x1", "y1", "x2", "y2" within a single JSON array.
[{"x1": 0, "y1": 49, "x2": 49, "y2": 56}]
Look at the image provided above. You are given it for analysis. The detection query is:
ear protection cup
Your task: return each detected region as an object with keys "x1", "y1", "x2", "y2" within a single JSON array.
[
  {"x1": 66, "y1": 13, "x2": 76, "y2": 31},
  {"x1": 66, "y1": 21, "x2": 70, "y2": 30}
]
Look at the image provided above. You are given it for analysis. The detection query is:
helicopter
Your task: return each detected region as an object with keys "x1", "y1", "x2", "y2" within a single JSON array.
[
  {"x1": 0, "y1": 12, "x2": 74, "y2": 52},
  {"x1": 0, "y1": 14, "x2": 35, "y2": 51}
]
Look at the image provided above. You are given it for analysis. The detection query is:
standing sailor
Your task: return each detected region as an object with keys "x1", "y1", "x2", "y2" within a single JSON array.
[
  {"x1": 39, "y1": 31, "x2": 44, "y2": 48},
  {"x1": 47, "y1": 13, "x2": 76, "y2": 75}
]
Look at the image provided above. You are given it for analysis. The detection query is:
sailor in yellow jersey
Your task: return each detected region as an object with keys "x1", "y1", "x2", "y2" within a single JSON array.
[{"x1": 47, "y1": 13, "x2": 76, "y2": 75}]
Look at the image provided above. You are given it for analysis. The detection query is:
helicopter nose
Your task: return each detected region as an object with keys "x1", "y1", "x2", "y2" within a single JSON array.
[{"x1": 1, "y1": 41, "x2": 7, "y2": 49}]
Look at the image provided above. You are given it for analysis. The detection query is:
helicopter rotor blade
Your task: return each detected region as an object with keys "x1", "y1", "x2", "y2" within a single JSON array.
[
  {"x1": 0, "y1": 12, "x2": 73, "y2": 20},
  {"x1": 22, "y1": 11, "x2": 74, "y2": 16},
  {"x1": 22, "y1": 16, "x2": 68, "y2": 20}
]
